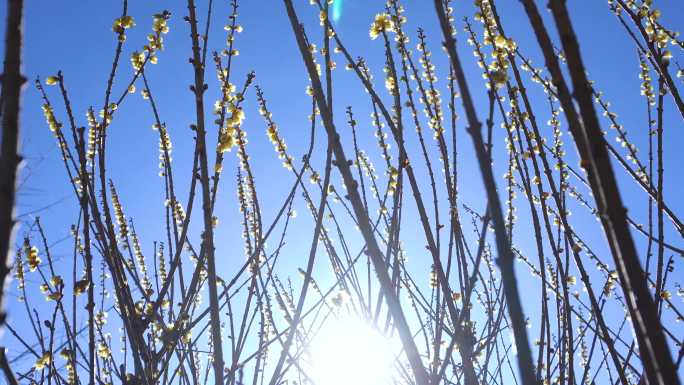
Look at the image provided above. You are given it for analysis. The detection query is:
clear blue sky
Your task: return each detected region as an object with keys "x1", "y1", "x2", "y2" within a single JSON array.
[{"x1": 2, "y1": 0, "x2": 683, "y2": 381}]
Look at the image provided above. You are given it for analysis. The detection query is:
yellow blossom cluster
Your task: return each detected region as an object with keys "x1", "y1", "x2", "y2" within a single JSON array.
[
  {"x1": 13, "y1": 250, "x2": 25, "y2": 290},
  {"x1": 97, "y1": 343, "x2": 111, "y2": 359},
  {"x1": 415, "y1": 30, "x2": 446, "y2": 137},
  {"x1": 214, "y1": 74, "x2": 246, "y2": 155},
  {"x1": 35, "y1": 351, "x2": 52, "y2": 370},
  {"x1": 113, "y1": 15, "x2": 135, "y2": 34},
  {"x1": 110, "y1": 183, "x2": 129, "y2": 245},
  {"x1": 158, "y1": 243, "x2": 167, "y2": 283},
  {"x1": 603, "y1": 271, "x2": 619, "y2": 296},
  {"x1": 158, "y1": 124, "x2": 173, "y2": 176},
  {"x1": 265, "y1": 120, "x2": 292, "y2": 170},
  {"x1": 257, "y1": 88, "x2": 294, "y2": 170},
  {"x1": 130, "y1": 228, "x2": 153, "y2": 296},
  {"x1": 60, "y1": 348, "x2": 76, "y2": 384},
  {"x1": 641, "y1": 7, "x2": 677, "y2": 62},
  {"x1": 472, "y1": 0, "x2": 517, "y2": 89},
  {"x1": 95, "y1": 310, "x2": 108, "y2": 326},
  {"x1": 370, "y1": 112, "x2": 391, "y2": 162},
  {"x1": 218, "y1": 129, "x2": 236, "y2": 154},
  {"x1": 74, "y1": 277, "x2": 90, "y2": 296},
  {"x1": 369, "y1": 13, "x2": 395, "y2": 40},
  {"x1": 169, "y1": 198, "x2": 186, "y2": 225},
  {"x1": 130, "y1": 11, "x2": 170, "y2": 71},
  {"x1": 222, "y1": 7, "x2": 243, "y2": 52},
  {"x1": 131, "y1": 51, "x2": 146, "y2": 72},
  {"x1": 309, "y1": 171, "x2": 321, "y2": 184},
  {"x1": 152, "y1": 12, "x2": 170, "y2": 34},
  {"x1": 86, "y1": 109, "x2": 98, "y2": 161},
  {"x1": 429, "y1": 269, "x2": 438, "y2": 288},
  {"x1": 41, "y1": 103, "x2": 61, "y2": 133},
  {"x1": 41, "y1": 286, "x2": 63, "y2": 301},
  {"x1": 387, "y1": 166, "x2": 399, "y2": 195},
  {"x1": 135, "y1": 300, "x2": 154, "y2": 316},
  {"x1": 25, "y1": 241, "x2": 41, "y2": 272},
  {"x1": 224, "y1": 24, "x2": 243, "y2": 34},
  {"x1": 384, "y1": 73, "x2": 396, "y2": 95},
  {"x1": 638, "y1": 56, "x2": 655, "y2": 105}
]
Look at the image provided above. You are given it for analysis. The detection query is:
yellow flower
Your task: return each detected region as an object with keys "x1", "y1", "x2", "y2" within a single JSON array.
[
  {"x1": 493, "y1": 35, "x2": 517, "y2": 52},
  {"x1": 152, "y1": 13, "x2": 170, "y2": 34},
  {"x1": 50, "y1": 275, "x2": 63, "y2": 287},
  {"x1": 42, "y1": 103, "x2": 61, "y2": 132},
  {"x1": 181, "y1": 330, "x2": 192, "y2": 344},
  {"x1": 113, "y1": 15, "x2": 135, "y2": 34},
  {"x1": 59, "y1": 348, "x2": 72, "y2": 360},
  {"x1": 131, "y1": 51, "x2": 146, "y2": 71},
  {"x1": 47, "y1": 291, "x2": 63, "y2": 301},
  {"x1": 74, "y1": 278, "x2": 90, "y2": 295},
  {"x1": 45, "y1": 76, "x2": 58, "y2": 86},
  {"x1": 218, "y1": 132, "x2": 235, "y2": 153},
  {"x1": 494, "y1": 35, "x2": 507, "y2": 50},
  {"x1": 35, "y1": 352, "x2": 52, "y2": 370},
  {"x1": 97, "y1": 343, "x2": 111, "y2": 359},
  {"x1": 369, "y1": 13, "x2": 395, "y2": 40},
  {"x1": 94, "y1": 311, "x2": 108, "y2": 326},
  {"x1": 429, "y1": 270, "x2": 438, "y2": 288},
  {"x1": 27, "y1": 245, "x2": 41, "y2": 272},
  {"x1": 385, "y1": 76, "x2": 396, "y2": 94},
  {"x1": 489, "y1": 69, "x2": 508, "y2": 88},
  {"x1": 226, "y1": 104, "x2": 245, "y2": 127}
]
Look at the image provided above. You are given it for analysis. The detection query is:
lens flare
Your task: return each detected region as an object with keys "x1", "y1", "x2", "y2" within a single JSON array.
[
  {"x1": 308, "y1": 314, "x2": 398, "y2": 385},
  {"x1": 332, "y1": 0, "x2": 342, "y2": 22}
]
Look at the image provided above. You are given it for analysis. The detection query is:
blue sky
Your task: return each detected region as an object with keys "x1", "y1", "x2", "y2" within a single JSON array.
[{"x1": 2, "y1": 0, "x2": 684, "y2": 382}]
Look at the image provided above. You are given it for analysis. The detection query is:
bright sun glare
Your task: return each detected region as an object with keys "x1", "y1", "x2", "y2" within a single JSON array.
[{"x1": 308, "y1": 315, "x2": 398, "y2": 385}]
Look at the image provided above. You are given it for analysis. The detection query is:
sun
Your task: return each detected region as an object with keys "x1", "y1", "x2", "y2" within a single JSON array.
[{"x1": 307, "y1": 314, "x2": 399, "y2": 385}]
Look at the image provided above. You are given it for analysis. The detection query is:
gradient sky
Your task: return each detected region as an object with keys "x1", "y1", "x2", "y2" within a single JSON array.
[{"x1": 2, "y1": 0, "x2": 683, "y2": 381}]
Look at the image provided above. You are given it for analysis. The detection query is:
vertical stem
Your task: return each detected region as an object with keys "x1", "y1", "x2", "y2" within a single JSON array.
[
  {"x1": 0, "y1": 347, "x2": 18, "y2": 385},
  {"x1": 186, "y1": 1, "x2": 224, "y2": 384},
  {"x1": 655, "y1": 75, "x2": 664, "y2": 313},
  {"x1": 282, "y1": 3, "x2": 429, "y2": 385},
  {"x1": 0, "y1": 0, "x2": 24, "y2": 327},
  {"x1": 547, "y1": 1, "x2": 679, "y2": 384},
  {"x1": 432, "y1": 2, "x2": 537, "y2": 385}
]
